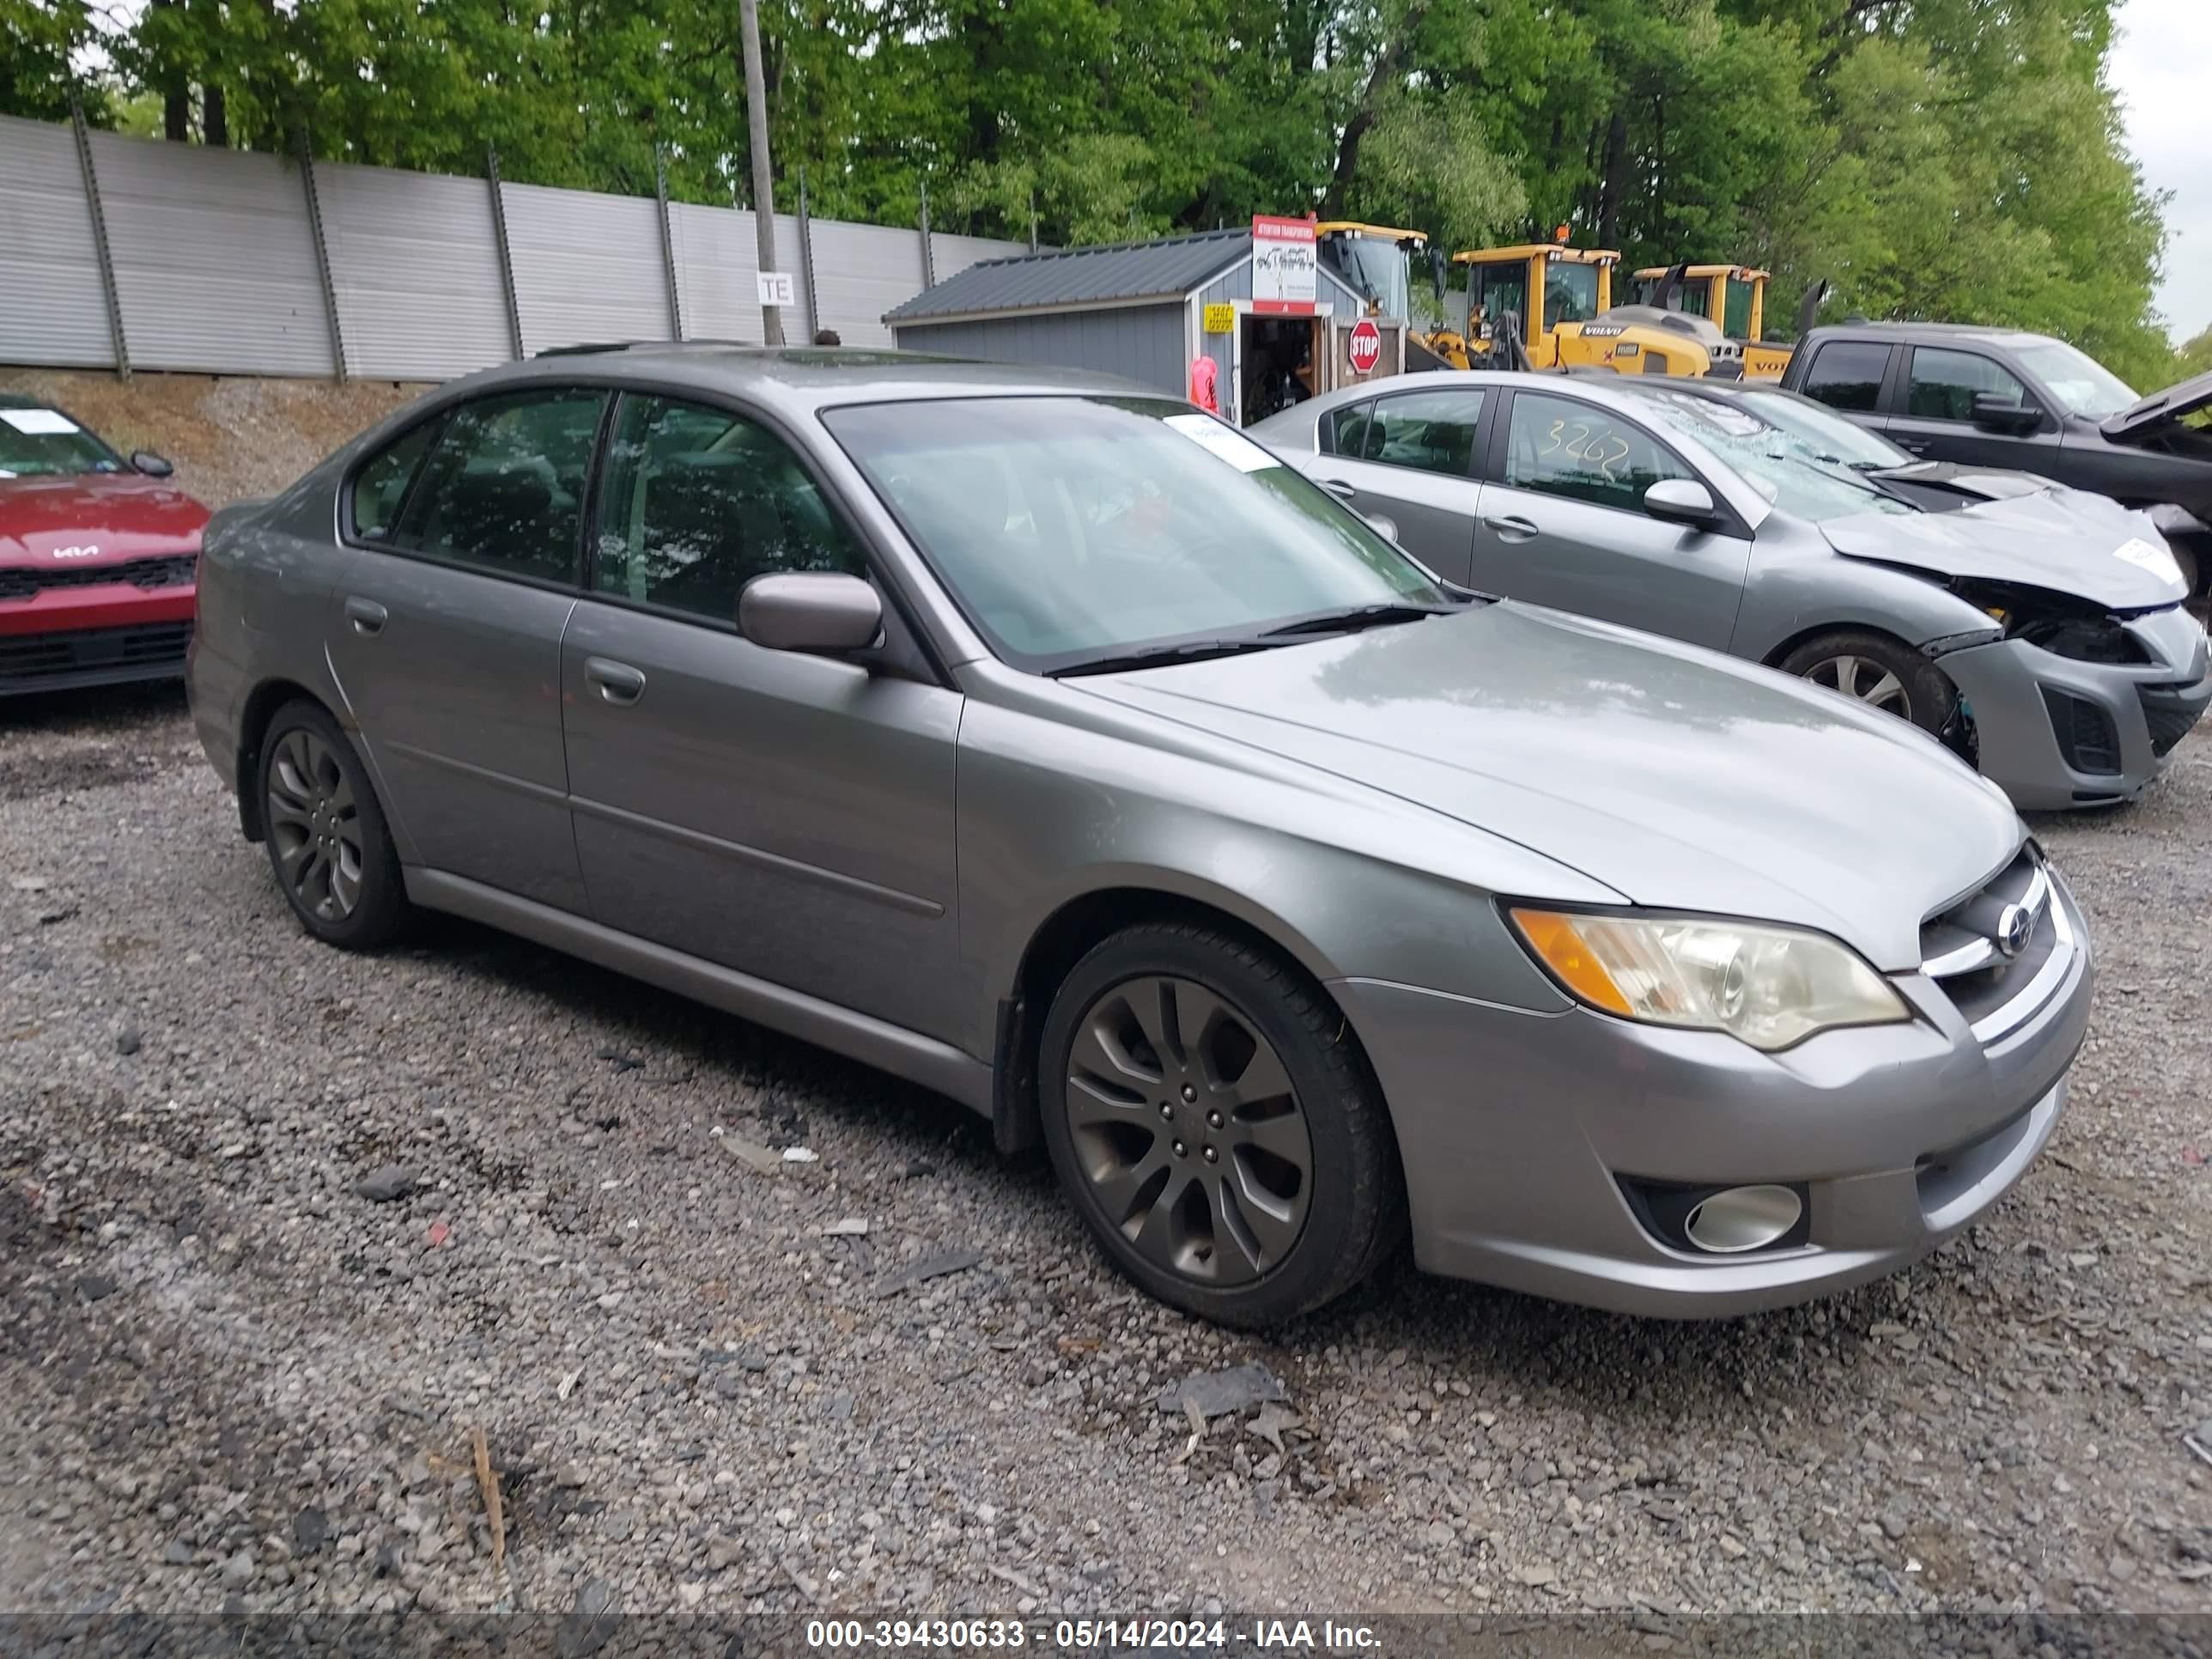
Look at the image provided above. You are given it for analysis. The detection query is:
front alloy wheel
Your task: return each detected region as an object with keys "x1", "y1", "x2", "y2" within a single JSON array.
[
  {"x1": 1801, "y1": 651, "x2": 1912, "y2": 720},
  {"x1": 1064, "y1": 975, "x2": 1314, "y2": 1285},
  {"x1": 1778, "y1": 629, "x2": 1957, "y2": 741},
  {"x1": 1037, "y1": 924, "x2": 1405, "y2": 1328}
]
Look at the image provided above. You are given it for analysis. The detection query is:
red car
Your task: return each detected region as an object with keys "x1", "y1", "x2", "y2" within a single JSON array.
[{"x1": 1, "y1": 394, "x2": 208, "y2": 695}]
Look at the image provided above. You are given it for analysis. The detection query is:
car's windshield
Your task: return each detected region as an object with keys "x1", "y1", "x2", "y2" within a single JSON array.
[
  {"x1": 0, "y1": 405, "x2": 126, "y2": 478},
  {"x1": 824, "y1": 396, "x2": 1449, "y2": 672},
  {"x1": 1732, "y1": 391, "x2": 1912, "y2": 468},
  {"x1": 2011, "y1": 338, "x2": 2137, "y2": 419},
  {"x1": 1637, "y1": 392, "x2": 1914, "y2": 523}
]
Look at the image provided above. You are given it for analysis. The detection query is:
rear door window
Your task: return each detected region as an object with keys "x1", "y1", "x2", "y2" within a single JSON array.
[
  {"x1": 389, "y1": 388, "x2": 609, "y2": 582},
  {"x1": 1905, "y1": 348, "x2": 2031, "y2": 422},
  {"x1": 1325, "y1": 400, "x2": 1377, "y2": 457},
  {"x1": 1799, "y1": 342, "x2": 1893, "y2": 412},
  {"x1": 1364, "y1": 389, "x2": 1486, "y2": 477}
]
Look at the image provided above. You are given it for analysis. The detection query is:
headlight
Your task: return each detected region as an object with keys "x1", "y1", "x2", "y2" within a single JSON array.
[{"x1": 1508, "y1": 908, "x2": 1911, "y2": 1051}]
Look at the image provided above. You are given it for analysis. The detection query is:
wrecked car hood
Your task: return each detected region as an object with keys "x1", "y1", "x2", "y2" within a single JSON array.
[{"x1": 1822, "y1": 495, "x2": 2189, "y2": 611}]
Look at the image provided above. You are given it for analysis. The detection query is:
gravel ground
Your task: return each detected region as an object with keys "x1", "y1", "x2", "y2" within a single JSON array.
[{"x1": 1, "y1": 684, "x2": 2208, "y2": 1626}]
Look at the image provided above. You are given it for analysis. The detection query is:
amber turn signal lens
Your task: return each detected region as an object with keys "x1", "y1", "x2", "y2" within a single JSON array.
[{"x1": 1509, "y1": 908, "x2": 1632, "y2": 1016}]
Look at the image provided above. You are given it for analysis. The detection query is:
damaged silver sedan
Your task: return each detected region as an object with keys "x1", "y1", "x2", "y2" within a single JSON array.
[{"x1": 1254, "y1": 370, "x2": 2210, "y2": 808}]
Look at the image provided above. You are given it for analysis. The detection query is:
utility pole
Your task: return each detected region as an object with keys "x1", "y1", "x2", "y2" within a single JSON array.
[{"x1": 738, "y1": 0, "x2": 785, "y2": 345}]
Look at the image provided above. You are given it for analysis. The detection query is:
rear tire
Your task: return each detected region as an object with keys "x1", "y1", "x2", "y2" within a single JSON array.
[
  {"x1": 255, "y1": 700, "x2": 409, "y2": 950},
  {"x1": 1778, "y1": 629, "x2": 1956, "y2": 738},
  {"x1": 1037, "y1": 922, "x2": 1405, "y2": 1328}
]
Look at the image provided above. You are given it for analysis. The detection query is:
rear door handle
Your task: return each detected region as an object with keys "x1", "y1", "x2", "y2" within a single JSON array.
[
  {"x1": 343, "y1": 596, "x2": 387, "y2": 636},
  {"x1": 1894, "y1": 437, "x2": 1931, "y2": 454},
  {"x1": 1482, "y1": 514, "x2": 1540, "y2": 542},
  {"x1": 584, "y1": 656, "x2": 647, "y2": 706},
  {"x1": 1319, "y1": 477, "x2": 1358, "y2": 501}
]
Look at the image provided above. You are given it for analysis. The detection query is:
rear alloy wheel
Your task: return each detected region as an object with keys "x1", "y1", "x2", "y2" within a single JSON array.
[
  {"x1": 257, "y1": 701, "x2": 409, "y2": 949},
  {"x1": 1778, "y1": 629, "x2": 1957, "y2": 739},
  {"x1": 1038, "y1": 924, "x2": 1404, "y2": 1328},
  {"x1": 266, "y1": 726, "x2": 365, "y2": 921}
]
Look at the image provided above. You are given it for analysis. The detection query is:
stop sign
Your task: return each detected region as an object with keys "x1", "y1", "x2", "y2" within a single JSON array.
[{"x1": 1347, "y1": 317, "x2": 1383, "y2": 374}]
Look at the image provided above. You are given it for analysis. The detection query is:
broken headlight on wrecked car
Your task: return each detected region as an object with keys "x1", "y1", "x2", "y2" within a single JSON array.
[{"x1": 1951, "y1": 579, "x2": 2151, "y2": 665}]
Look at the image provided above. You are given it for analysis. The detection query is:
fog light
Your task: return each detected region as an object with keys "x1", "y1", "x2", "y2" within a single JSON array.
[{"x1": 1682, "y1": 1184, "x2": 1804, "y2": 1254}]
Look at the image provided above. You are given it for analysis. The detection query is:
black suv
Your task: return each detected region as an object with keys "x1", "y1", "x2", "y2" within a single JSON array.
[{"x1": 1781, "y1": 322, "x2": 2212, "y2": 599}]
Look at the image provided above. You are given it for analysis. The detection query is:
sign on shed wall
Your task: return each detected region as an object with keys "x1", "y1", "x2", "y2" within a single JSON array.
[{"x1": 1251, "y1": 216, "x2": 1316, "y2": 315}]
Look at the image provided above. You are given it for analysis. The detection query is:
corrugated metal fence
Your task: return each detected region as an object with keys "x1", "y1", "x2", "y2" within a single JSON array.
[{"x1": 0, "y1": 112, "x2": 1027, "y2": 380}]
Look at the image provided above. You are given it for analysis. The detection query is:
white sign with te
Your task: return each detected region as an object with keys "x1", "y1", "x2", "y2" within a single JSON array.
[
  {"x1": 757, "y1": 270, "x2": 798, "y2": 308},
  {"x1": 2, "y1": 409, "x2": 80, "y2": 435}
]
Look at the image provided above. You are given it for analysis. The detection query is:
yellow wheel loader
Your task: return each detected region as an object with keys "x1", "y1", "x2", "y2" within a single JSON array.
[
  {"x1": 1449, "y1": 245, "x2": 1745, "y2": 378},
  {"x1": 1627, "y1": 263, "x2": 1793, "y2": 380}
]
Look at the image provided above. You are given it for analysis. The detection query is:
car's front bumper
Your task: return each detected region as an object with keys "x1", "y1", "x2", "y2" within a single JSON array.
[
  {"x1": 1334, "y1": 876, "x2": 2092, "y2": 1318},
  {"x1": 1938, "y1": 606, "x2": 2211, "y2": 809},
  {"x1": 0, "y1": 586, "x2": 198, "y2": 696}
]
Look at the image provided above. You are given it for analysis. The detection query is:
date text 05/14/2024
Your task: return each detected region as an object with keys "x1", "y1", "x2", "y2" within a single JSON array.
[{"x1": 804, "y1": 1619, "x2": 1383, "y2": 1651}]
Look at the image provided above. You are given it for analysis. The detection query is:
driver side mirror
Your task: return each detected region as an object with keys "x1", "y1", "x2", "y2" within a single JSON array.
[
  {"x1": 131, "y1": 450, "x2": 174, "y2": 477},
  {"x1": 738, "y1": 572, "x2": 883, "y2": 657},
  {"x1": 1971, "y1": 392, "x2": 2041, "y2": 434},
  {"x1": 1644, "y1": 478, "x2": 1722, "y2": 529}
]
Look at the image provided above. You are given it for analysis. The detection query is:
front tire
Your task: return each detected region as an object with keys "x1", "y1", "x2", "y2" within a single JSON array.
[
  {"x1": 1778, "y1": 629, "x2": 1957, "y2": 738},
  {"x1": 256, "y1": 700, "x2": 409, "y2": 949},
  {"x1": 1037, "y1": 923, "x2": 1405, "y2": 1328}
]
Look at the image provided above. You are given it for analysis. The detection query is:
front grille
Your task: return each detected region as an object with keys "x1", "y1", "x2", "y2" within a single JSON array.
[
  {"x1": 1919, "y1": 845, "x2": 2074, "y2": 1038},
  {"x1": 2039, "y1": 686, "x2": 2120, "y2": 775},
  {"x1": 0, "y1": 554, "x2": 197, "y2": 603},
  {"x1": 0, "y1": 620, "x2": 192, "y2": 679},
  {"x1": 2139, "y1": 684, "x2": 2204, "y2": 758}
]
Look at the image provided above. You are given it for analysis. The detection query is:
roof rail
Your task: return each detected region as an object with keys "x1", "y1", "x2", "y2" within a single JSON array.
[{"x1": 532, "y1": 341, "x2": 647, "y2": 357}]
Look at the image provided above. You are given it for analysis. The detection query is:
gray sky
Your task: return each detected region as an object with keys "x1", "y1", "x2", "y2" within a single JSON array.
[{"x1": 2110, "y1": 0, "x2": 2212, "y2": 346}]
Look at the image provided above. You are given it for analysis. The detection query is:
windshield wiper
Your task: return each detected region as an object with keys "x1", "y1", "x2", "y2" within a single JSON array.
[
  {"x1": 1047, "y1": 638, "x2": 1293, "y2": 678},
  {"x1": 1260, "y1": 602, "x2": 1449, "y2": 639}
]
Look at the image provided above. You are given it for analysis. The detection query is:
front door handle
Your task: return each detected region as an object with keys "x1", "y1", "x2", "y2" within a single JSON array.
[
  {"x1": 1482, "y1": 514, "x2": 1540, "y2": 542},
  {"x1": 343, "y1": 596, "x2": 387, "y2": 636},
  {"x1": 584, "y1": 656, "x2": 647, "y2": 706}
]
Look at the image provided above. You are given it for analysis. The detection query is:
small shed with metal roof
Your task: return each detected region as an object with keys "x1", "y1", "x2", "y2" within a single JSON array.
[{"x1": 883, "y1": 226, "x2": 1382, "y2": 425}]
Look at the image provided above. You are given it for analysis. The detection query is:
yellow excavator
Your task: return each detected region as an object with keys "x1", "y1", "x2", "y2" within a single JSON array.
[
  {"x1": 1626, "y1": 263, "x2": 1793, "y2": 379},
  {"x1": 1437, "y1": 244, "x2": 1747, "y2": 378}
]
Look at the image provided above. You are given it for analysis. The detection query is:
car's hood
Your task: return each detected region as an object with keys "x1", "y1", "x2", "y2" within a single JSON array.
[
  {"x1": 0, "y1": 473, "x2": 210, "y2": 565},
  {"x1": 1076, "y1": 603, "x2": 2021, "y2": 971},
  {"x1": 1821, "y1": 496, "x2": 2188, "y2": 611},
  {"x1": 2100, "y1": 366, "x2": 2212, "y2": 444},
  {"x1": 1869, "y1": 459, "x2": 2052, "y2": 502}
]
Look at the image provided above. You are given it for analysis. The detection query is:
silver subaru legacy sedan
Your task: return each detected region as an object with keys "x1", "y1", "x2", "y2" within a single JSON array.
[{"x1": 186, "y1": 349, "x2": 2091, "y2": 1328}]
